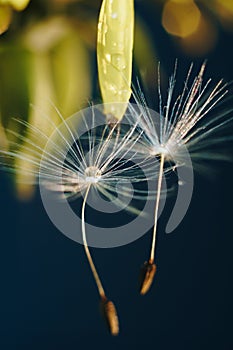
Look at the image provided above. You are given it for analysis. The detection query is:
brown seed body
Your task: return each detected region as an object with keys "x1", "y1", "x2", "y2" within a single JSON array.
[
  {"x1": 100, "y1": 298, "x2": 119, "y2": 336},
  {"x1": 139, "y1": 261, "x2": 157, "y2": 295}
]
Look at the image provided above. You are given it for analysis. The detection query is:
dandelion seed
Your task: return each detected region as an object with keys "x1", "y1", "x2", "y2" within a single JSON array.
[
  {"x1": 100, "y1": 296, "x2": 119, "y2": 336},
  {"x1": 0, "y1": 103, "x2": 158, "y2": 334},
  {"x1": 128, "y1": 61, "x2": 233, "y2": 294},
  {"x1": 139, "y1": 260, "x2": 156, "y2": 295}
]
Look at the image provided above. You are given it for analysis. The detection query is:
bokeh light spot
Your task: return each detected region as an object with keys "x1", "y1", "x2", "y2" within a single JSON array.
[{"x1": 162, "y1": 0, "x2": 201, "y2": 38}]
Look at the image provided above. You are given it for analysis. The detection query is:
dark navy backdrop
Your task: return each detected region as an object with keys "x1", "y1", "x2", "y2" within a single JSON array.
[{"x1": 1, "y1": 2, "x2": 233, "y2": 349}]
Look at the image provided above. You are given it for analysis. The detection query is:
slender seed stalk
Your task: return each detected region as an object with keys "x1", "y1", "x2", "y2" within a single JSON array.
[
  {"x1": 81, "y1": 184, "x2": 106, "y2": 299},
  {"x1": 81, "y1": 184, "x2": 119, "y2": 335},
  {"x1": 149, "y1": 153, "x2": 165, "y2": 263},
  {"x1": 139, "y1": 153, "x2": 165, "y2": 295}
]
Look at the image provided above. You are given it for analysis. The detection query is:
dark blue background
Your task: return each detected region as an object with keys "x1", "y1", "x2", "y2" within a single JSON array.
[{"x1": 1, "y1": 2, "x2": 233, "y2": 349}]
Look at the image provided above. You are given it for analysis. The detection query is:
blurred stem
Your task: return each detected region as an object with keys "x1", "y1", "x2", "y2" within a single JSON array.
[
  {"x1": 16, "y1": 51, "x2": 57, "y2": 200},
  {"x1": 0, "y1": 112, "x2": 8, "y2": 148},
  {"x1": 29, "y1": 51, "x2": 58, "y2": 129}
]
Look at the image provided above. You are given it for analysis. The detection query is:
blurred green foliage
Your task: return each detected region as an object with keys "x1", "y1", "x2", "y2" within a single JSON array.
[{"x1": 0, "y1": 0, "x2": 232, "y2": 199}]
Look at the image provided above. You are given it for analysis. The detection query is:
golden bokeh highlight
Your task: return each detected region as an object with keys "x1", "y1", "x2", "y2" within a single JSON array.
[
  {"x1": 162, "y1": 0, "x2": 201, "y2": 38},
  {"x1": 0, "y1": 0, "x2": 30, "y2": 34},
  {"x1": 215, "y1": 0, "x2": 233, "y2": 30},
  {"x1": 4, "y1": 0, "x2": 30, "y2": 11},
  {"x1": 0, "y1": 5, "x2": 12, "y2": 34},
  {"x1": 178, "y1": 14, "x2": 218, "y2": 56},
  {"x1": 216, "y1": 0, "x2": 233, "y2": 15}
]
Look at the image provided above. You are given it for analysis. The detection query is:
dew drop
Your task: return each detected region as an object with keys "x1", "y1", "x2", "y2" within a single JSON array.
[
  {"x1": 111, "y1": 53, "x2": 126, "y2": 71},
  {"x1": 105, "y1": 53, "x2": 111, "y2": 63},
  {"x1": 105, "y1": 82, "x2": 118, "y2": 95}
]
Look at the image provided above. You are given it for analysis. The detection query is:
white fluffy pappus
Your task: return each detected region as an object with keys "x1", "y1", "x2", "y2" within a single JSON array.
[
  {"x1": 126, "y1": 61, "x2": 233, "y2": 294},
  {"x1": 0, "y1": 102, "x2": 161, "y2": 335}
]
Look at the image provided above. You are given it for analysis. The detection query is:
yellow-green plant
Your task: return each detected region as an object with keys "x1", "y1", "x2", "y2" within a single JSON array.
[{"x1": 97, "y1": 0, "x2": 134, "y2": 121}]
